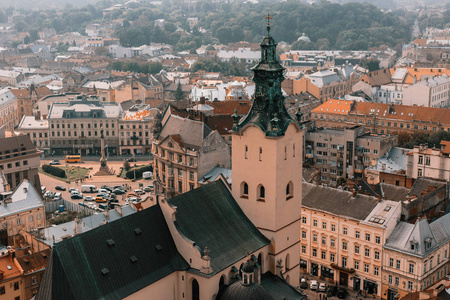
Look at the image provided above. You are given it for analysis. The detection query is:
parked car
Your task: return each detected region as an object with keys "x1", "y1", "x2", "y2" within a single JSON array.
[
  {"x1": 127, "y1": 157, "x2": 137, "y2": 162},
  {"x1": 49, "y1": 160, "x2": 60, "y2": 165},
  {"x1": 101, "y1": 185, "x2": 113, "y2": 192},
  {"x1": 113, "y1": 185, "x2": 125, "y2": 190},
  {"x1": 300, "y1": 277, "x2": 307, "y2": 289},
  {"x1": 71, "y1": 193, "x2": 83, "y2": 200},
  {"x1": 143, "y1": 185, "x2": 154, "y2": 192},
  {"x1": 54, "y1": 193, "x2": 62, "y2": 201},
  {"x1": 84, "y1": 196, "x2": 95, "y2": 202},
  {"x1": 69, "y1": 188, "x2": 79, "y2": 193},
  {"x1": 112, "y1": 189, "x2": 125, "y2": 195},
  {"x1": 337, "y1": 288, "x2": 347, "y2": 299},
  {"x1": 310, "y1": 280, "x2": 318, "y2": 290},
  {"x1": 96, "y1": 193, "x2": 108, "y2": 199},
  {"x1": 126, "y1": 193, "x2": 137, "y2": 198},
  {"x1": 55, "y1": 185, "x2": 66, "y2": 191},
  {"x1": 319, "y1": 283, "x2": 327, "y2": 292},
  {"x1": 134, "y1": 189, "x2": 145, "y2": 195},
  {"x1": 95, "y1": 196, "x2": 107, "y2": 203}
]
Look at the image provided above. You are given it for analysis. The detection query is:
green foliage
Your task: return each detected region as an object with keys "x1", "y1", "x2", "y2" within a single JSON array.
[
  {"x1": 191, "y1": 56, "x2": 249, "y2": 76},
  {"x1": 123, "y1": 159, "x2": 131, "y2": 171},
  {"x1": 109, "y1": 61, "x2": 163, "y2": 75},
  {"x1": 175, "y1": 82, "x2": 185, "y2": 101},
  {"x1": 125, "y1": 165, "x2": 153, "y2": 180},
  {"x1": 360, "y1": 58, "x2": 380, "y2": 72},
  {"x1": 42, "y1": 164, "x2": 66, "y2": 178},
  {"x1": 398, "y1": 130, "x2": 450, "y2": 149},
  {"x1": 418, "y1": 10, "x2": 450, "y2": 31}
]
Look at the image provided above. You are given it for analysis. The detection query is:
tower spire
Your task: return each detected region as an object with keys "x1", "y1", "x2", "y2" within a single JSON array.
[{"x1": 233, "y1": 15, "x2": 295, "y2": 137}]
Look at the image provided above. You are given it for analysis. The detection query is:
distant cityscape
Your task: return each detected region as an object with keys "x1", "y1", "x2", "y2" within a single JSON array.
[{"x1": 0, "y1": 1, "x2": 449, "y2": 300}]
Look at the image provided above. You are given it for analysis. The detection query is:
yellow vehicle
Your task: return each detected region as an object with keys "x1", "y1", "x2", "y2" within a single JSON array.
[
  {"x1": 65, "y1": 155, "x2": 81, "y2": 163},
  {"x1": 95, "y1": 197, "x2": 107, "y2": 203}
]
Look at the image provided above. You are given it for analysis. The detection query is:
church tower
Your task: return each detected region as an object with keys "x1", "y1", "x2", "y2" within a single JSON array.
[{"x1": 231, "y1": 15, "x2": 303, "y2": 286}]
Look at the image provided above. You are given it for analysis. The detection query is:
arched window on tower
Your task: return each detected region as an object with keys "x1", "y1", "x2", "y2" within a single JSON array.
[
  {"x1": 192, "y1": 279, "x2": 199, "y2": 300},
  {"x1": 241, "y1": 182, "x2": 249, "y2": 198},
  {"x1": 257, "y1": 185, "x2": 265, "y2": 201},
  {"x1": 286, "y1": 181, "x2": 294, "y2": 200},
  {"x1": 285, "y1": 253, "x2": 290, "y2": 271}
]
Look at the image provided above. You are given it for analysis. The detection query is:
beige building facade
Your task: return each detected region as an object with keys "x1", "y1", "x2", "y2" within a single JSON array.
[
  {"x1": 406, "y1": 142, "x2": 450, "y2": 181},
  {"x1": 0, "y1": 88, "x2": 18, "y2": 132},
  {"x1": 301, "y1": 184, "x2": 402, "y2": 297}
]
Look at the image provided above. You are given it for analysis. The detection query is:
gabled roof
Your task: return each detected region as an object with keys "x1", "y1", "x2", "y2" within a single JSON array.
[
  {"x1": 360, "y1": 68, "x2": 392, "y2": 87},
  {"x1": 168, "y1": 180, "x2": 270, "y2": 275},
  {"x1": 440, "y1": 140, "x2": 450, "y2": 155},
  {"x1": 159, "y1": 114, "x2": 212, "y2": 150},
  {"x1": 0, "y1": 180, "x2": 44, "y2": 218},
  {"x1": 302, "y1": 183, "x2": 379, "y2": 220},
  {"x1": 207, "y1": 100, "x2": 251, "y2": 115},
  {"x1": 409, "y1": 178, "x2": 445, "y2": 198},
  {"x1": 37, "y1": 204, "x2": 189, "y2": 300}
]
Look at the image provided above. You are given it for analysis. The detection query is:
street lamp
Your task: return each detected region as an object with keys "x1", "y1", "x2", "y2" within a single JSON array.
[{"x1": 134, "y1": 164, "x2": 137, "y2": 181}]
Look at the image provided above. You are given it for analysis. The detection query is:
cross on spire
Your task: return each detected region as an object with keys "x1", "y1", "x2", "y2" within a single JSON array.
[{"x1": 265, "y1": 13, "x2": 272, "y2": 34}]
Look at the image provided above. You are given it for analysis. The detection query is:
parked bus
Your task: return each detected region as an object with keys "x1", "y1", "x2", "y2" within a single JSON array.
[{"x1": 65, "y1": 155, "x2": 81, "y2": 163}]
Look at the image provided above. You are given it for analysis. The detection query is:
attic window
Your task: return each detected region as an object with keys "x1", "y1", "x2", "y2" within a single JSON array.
[
  {"x1": 155, "y1": 244, "x2": 163, "y2": 252},
  {"x1": 101, "y1": 268, "x2": 109, "y2": 276},
  {"x1": 106, "y1": 239, "x2": 115, "y2": 248},
  {"x1": 134, "y1": 228, "x2": 142, "y2": 236},
  {"x1": 130, "y1": 256, "x2": 138, "y2": 264},
  {"x1": 384, "y1": 206, "x2": 391, "y2": 212}
]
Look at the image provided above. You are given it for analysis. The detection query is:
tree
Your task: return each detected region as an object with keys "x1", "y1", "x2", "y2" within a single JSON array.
[
  {"x1": 174, "y1": 82, "x2": 185, "y2": 101},
  {"x1": 360, "y1": 58, "x2": 380, "y2": 72}
]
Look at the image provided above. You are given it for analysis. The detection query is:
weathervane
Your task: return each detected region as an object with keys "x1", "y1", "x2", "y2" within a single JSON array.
[{"x1": 265, "y1": 13, "x2": 272, "y2": 33}]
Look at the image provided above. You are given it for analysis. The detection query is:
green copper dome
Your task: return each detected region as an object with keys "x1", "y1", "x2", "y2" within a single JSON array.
[{"x1": 233, "y1": 15, "x2": 295, "y2": 137}]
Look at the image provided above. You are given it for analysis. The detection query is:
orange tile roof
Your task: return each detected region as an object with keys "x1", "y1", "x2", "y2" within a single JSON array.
[
  {"x1": 388, "y1": 67, "x2": 450, "y2": 84},
  {"x1": 311, "y1": 99, "x2": 353, "y2": 115},
  {"x1": 313, "y1": 100, "x2": 450, "y2": 125},
  {"x1": 207, "y1": 100, "x2": 251, "y2": 115},
  {"x1": 412, "y1": 39, "x2": 427, "y2": 46},
  {"x1": 0, "y1": 255, "x2": 22, "y2": 281},
  {"x1": 440, "y1": 141, "x2": 450, "y2": 154}
]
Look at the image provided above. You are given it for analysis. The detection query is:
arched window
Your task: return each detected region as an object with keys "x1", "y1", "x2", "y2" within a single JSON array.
[
  {"x1": 192, "y1": 279, "x2": 199, "y2": 300},
  {"x1": 285, "y1": 253, "x2": 290, "y2": 271},
  {"x1": 219, "y1": 275, "x2": 226, "y2": 288},
  {"x1": 168, "y1": 142, "x2": 173, "y2": 148},
  {"x1": 257, "y1": 185, "x2": 265, "y2": 200},
  {"x1": 286, "y1": 181, "x2": 294, "y2": 200},
  {"x1": 286, "y1": 274, "x2": 290, "y2": 284},
  {"x1": 241, "y1": 182, "x2": 248, "y2": 198},
  {"x1": 293, "y1": 144, "x2": 296, "y2": 157}
]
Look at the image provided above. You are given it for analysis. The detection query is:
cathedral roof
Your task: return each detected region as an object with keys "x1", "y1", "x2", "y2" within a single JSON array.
[
  {"x1": 220, "y1": 280, "x2": 273, "y2": 300},
  {"x1": 36, "y1": 204, "x2": 189, "y2": 300},
  {"x1": 168, "y1": 180, "x2": 270, "y2": 275}
]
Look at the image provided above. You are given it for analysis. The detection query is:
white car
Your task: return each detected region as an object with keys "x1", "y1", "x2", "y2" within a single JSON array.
[
  {"x1": 310, "y1": 280, "x2": 318, "y2": 290},
  {"x1": 134, "y1": 189, "x2": 145, "y2": 195},
  {"x1": 319, "y1": 283, "x2": 327, "y2": 292}
]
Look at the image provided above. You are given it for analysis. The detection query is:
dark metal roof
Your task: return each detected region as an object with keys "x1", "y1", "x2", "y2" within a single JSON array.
[
  {"x1": 168, "y1": 180, "x2": 270, "y2": 275},
  {"x1": 220, "y1": 280, "x2": 273, "y2": 300},
  {"x1": 261, "y1": 272, "x2": 306, "y2": 300},
  {"x1": 36, "y1": 204, "x2": 189, "y2": 300},
  {"x1": 302, "y1": 183, "x2": 379, "y2": 220}
]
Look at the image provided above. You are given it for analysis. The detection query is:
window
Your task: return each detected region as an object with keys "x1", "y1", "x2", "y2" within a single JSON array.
[
  {"x1": 425, "y1": 156, "x2": 430, "y2": 166},
  {"x1": 395, "y1": 277, "x2": 399, "y2": 286},
  {"x1": 365, "y1": 248, "x2": 370, "y2": 257},
  {"x1": 258, "y1": 185, "x2": 265, "y2": 200},
  {"x1": 322, "y1": 251, "x2": 326, "y2": 259},
  {"x1": 313, "y1": 219, "x2": 318, "y2": 227},
  {"x1": 241, "y1": 182, "x2": 248, "y2": 198},
  {"x1": 14, "y1": 281, "x2": 19, "y2": 290},
  {"x1": 331, "y1": 239, "x2": 335, "y2": 248},
  {"x1": 409, "y1": 263, "x2": 415, "y2": 274},
  {"x1": 396, "y1": 260, "x2": 400, "y2": 269},
  {"x1": 17, "y1": 218, "x2": 21, "y2": 225},
  {"x1": 189, "y1": 172, "x2": 194, "y2": 181},
  {"x1": 302, "y1": 216, "x2": 307, "y2": 224},
  {"x1": 0, "y1": 286, "x2": 4, "y2": 295},
  {"x1": 313, "y1": 234, "x2": 318, "y2": 242},
  {"x1": 408, "y1": 281, "x2": 413, "y2": 290},
  {"x1": 418, "y1": 168, "x2": 423, "y2": 177},
  {"x1": 322, "y1": 236, "x2": 326, "y2": 245},
  {"x1": 322, "y1": 222, "x2": 327, "y2": 229},
  {"x1": 374, "y1": 266, "x2": 379, "y2": 276},
  {"x1": 354, "y1": 261, "x2": 359, "y2": 270},
  {"x1": 365, "y1": 233, "x2": 370, "y2": 242},
  {"x1": 364, "y1": 264, "x2": 369, "y2": 273},
  {"x1": 302, "y1": 231, "x2": 306, "y2": 239},
  {"x1": 245, "y1": 145, "x2": 248, "y2": 159},
  {"x1": 424, "y1": 261, "x2": 427, "y2": 273},
  {"x1": 375, "y1": 251, "x2": 380, "y2": 260},
  {"x1": 302, "y1": 245, "x2": 306, "y2": 254},
  {"x1": 342, "y1": 242, "x2": 347, "y2": 250},
  {"x1": 330, "y1": 253, "x2": 335, "y2": 262},
  {"x1": 343, "y1": 227, "x2": 348, "y2": 235},
  {"x1": 286, "y1": 182, "x2": 293, "y2": 199},
  {"x1": 312, "y1": 249, "x2": 317, "y2": 257},
  {"x1": 189, "y1": 158, "x2": 194, "y2": 166},
  {"x1": 375, "y1": 236, "x2": 380, "y2": 244},
  {"x1": 342, "y1": 257, "x2": 347, "y2": 268},
  {"x1": 418, "y1": 155, "x2": 423, "y2": 164},
  {"x1": 355, "y1": 231, "x2": 360, "y2": 239},
  {"x1": 388, "y1": 275, "x2": 393, "y2": 284},
  {"x1": 355, "y1": 245, "x2": 360, "y2": 254},
  {"x1": 331, "y1": 224, "x2": 336, "y2": 232}
]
